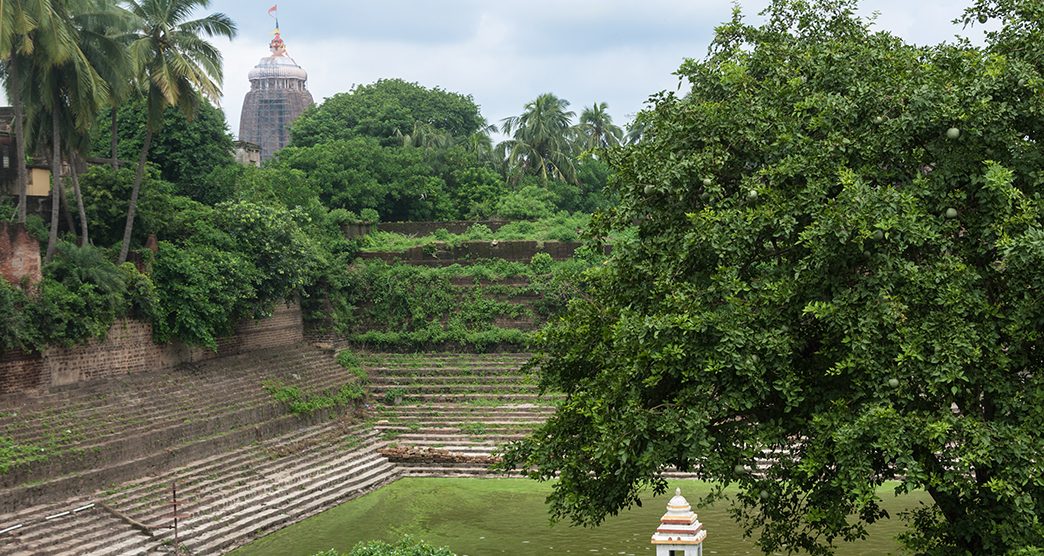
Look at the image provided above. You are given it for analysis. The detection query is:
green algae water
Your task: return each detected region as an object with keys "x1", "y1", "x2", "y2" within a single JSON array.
[{"x1": 230, "y1": 478, "x2": 928, "y2": 556}]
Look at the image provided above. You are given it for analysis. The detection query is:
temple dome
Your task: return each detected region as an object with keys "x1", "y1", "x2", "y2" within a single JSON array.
[
  {"x1": 249, "y1": 54, "x2": 308, "y2": 81},
  {"x1": 248, "y1": 33, "x2": 307, "y2": 82}
]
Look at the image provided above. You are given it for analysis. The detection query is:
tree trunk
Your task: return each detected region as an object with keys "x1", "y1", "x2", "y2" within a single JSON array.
[
  {"x1": 10, "y1": 57, "x2": 29, "y2": 223},
  {"x1": 69, "y1": 152, "x2": 89, "y2": 245},
  {"x1": 60, "y1": 174, "x2": 75, "y2": 241},
  {"x1": 117, "y1": 127, "x2": 152, "y2": 264},
  {"x1": 45, "y1": 107, "x2": 62, "y2": 262},
  {"x1": 110, "y1": 107, "x2": 118, "y2": 169}
]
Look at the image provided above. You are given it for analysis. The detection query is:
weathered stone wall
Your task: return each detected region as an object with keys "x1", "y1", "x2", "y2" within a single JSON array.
[
  {"x1": 0, "y1": 222, "x2": 41, "y2": 286},
  {"x1": 358, "y1": 240, "x2": 590, "y2": 264},
  {"x1": 376, "y1": 220, "x2": 513, "y2": 236},
  {"x1": 0, "y1": 302, "x2": 305, "y2": 394}
]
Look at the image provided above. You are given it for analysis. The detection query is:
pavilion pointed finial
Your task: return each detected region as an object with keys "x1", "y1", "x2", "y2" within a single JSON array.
[{"x1": 676, "y1": 488, "x2": 682, "y2": 496}]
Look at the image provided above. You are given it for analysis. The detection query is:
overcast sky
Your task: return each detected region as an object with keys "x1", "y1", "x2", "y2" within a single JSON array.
[{"x1": 208, "y1": 0, "x2": 984, "y2": 140}]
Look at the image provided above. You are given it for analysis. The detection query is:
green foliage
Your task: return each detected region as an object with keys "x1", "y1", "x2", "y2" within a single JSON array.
[
  {"x1": 360, "y1": 214, "x2": 591, "y2": 253},
  {"x1": 0, "y1": 244, "x2": 159, "y2": 352},
  {"x1": 92, "y1": 94, "x2": 235, "y2": 197},
  {"x1": 291, "y1": 79, "x2": 484, "y2": 147},
  {"x1": 501, "y1": 1, "x2": 1044, "y2": 554},
  {"x1": 0, "y1": 281, "x2": 37, "y2": 352},
  {"x1": 150, "y1": 241, "x2": 258, "y2": 348},
  {"x1": 213, "y1": 201, "x2": 319, "y2": 314},
  {"x1": 494, "y1": 185, "x2": 556, "y2": 220},
  {"x1": 312, "y1": 535, "x2": 455, "y2": 556},
  {"x1": 274, "y1": 137, "x2": 455, "y2": 221},
  {"x1": 264, "y1": 380, "x2": 365, "y2": 415},
  {"x1": 0, "y1": 435, "x2": 66, "y2": 474},
  {"x1": 148, "y1": 199, "x2": 322, "y2": 348},
  {"x1": 80, "y1": 165, "x2": 179, "y2": 247},
  {"x1": 330, "y1": 257, "x2": 590, "y2": 350},
  {"x1": 337, "y1": 350, "x2": 368, "y2": 383}
]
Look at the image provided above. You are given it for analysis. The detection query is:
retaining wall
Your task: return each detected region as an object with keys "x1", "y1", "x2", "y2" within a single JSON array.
[
  {"x1": 0, "y1": 302, "x2": 305, "y2": 394},
  {"x1": 376, "y1": 220, "x2": 513, "y2": 236},
  {"x1": 358, "y1": 240, "x2": 586, "y2": 264}
]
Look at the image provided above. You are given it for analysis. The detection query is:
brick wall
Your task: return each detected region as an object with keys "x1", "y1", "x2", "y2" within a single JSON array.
[
  {"x1": 0, "y1": 349, "x2": 45, "y2": 393},
  {"x1": 3, "y1": 302, "x2": 305, "y2": 394},
  {"x1": 0, "y1": 222, "x2": 41, "y2": 286}
]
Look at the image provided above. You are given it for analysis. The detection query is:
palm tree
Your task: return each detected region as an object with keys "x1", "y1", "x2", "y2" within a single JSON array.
[
  {"x1": 576, "y1": 102, "x2": 623, "y2": 150},
  {"x1": 20, "y1": 0, "x2": 127, "y2": 258},
  {"x1": 624, "y1": 113, "x2": 651, "y2": 145},
  {"x1": 0, "y1": 0, "x2": 68, "y2": 224},
  {"x1": 117, "y1": 0, "x2": 235, "y2": 263},
  {"x1": 500, "y1": 93, "x2": 577, "y2": 184}
]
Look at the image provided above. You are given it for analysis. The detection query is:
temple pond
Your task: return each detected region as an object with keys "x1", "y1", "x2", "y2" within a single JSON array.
[{"x1": 231, "y1": 478, "x2": 928, "y2": 556}]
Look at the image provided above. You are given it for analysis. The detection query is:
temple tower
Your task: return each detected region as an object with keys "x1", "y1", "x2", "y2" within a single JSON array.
[
  {"x1": 238, "y1": 27, "x2": 314, "y2": 161},
  {"x1": 651, "y1": 488, "x2": 707, "y2": 556}
]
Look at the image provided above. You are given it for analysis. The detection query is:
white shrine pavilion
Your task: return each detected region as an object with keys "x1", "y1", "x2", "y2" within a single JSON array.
[{"x1": 651, "y1": 488, "x2": 707, "y2": 556}]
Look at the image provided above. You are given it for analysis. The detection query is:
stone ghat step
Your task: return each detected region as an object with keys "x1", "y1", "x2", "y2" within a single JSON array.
[
  {"x1": 141, "y1": 430, "x2": 399, "y2": 554},
  {"x1": 0, "y1": 347, "x2": 340, "y2": 448},
  {"x1": 380, "y1": 393, "x2": 550, "y2": 403},
  {"x1": 0, "y1": 358, "x2": 342, "y2": 459},
  {"x1": 383, "y1": 403, "x2": 555, "y2": 413},
  {"x1": 0, "y1": 358, "x2": 361, "y2": 512},
  {"x1": 375, "y1": 418, "x2": 546, "y2": 428},
  {"x1": 2, "y1": 503, "x2": 152, "y2": 555},
  {"x1": 379, "y1": 411, "x2": 555, "y2": 422},
  {"x1": 0, "y1": 360, "x2": 350, "y2": 488},
  {"x1": 0, "y1": 346, "x2": 331, "y2": 431},
  {"x1": 380, "y1": 433, "x2": 528, "y2": 446},
  {"x1": 187, "y1": 467, "x2": 400, "y2": 556},
  {"x1": 357, "y1": 355, "x2": 532, "y2": 366},
  {"x1": 401, "y1": 466, "x2": 522, "y2": 478},
  {"x1": 365, "y1": 368, "x2": 535, "y2": 378},
  {"x1": 370, "y1": 383, "x2": 538, "y2": 395},
  {"x1": 369, "y1": 375, "x2": 533, "y2": 384},
  {"x1": 105, "y1": 422, "x2": 378, "y2": 520},
  {"x1": 359, "y1": 357, "x2": 534, "y2": 365},
  {"x1": 0, "y1": 418, "x2": 395, "y2": 555}
]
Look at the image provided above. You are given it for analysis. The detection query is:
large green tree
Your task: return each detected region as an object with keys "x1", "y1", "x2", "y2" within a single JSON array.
[
  {"x1": 94, "y1": 93, "x2": 234, "y2": 200},
  {"x1": 116, "y1": 0, "x2": 235, "y2": 263},
  {"x1": 502, "y1": 1, "x2": 1044, "y2": 554},
  {"x1": 291, "y1": 78, "x2": 486, "y2": 148}
]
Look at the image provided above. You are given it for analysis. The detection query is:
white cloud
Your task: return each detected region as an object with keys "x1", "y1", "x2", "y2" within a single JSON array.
[{"x1": 215, "y1": 0, "x2": 980, "y2": 139}]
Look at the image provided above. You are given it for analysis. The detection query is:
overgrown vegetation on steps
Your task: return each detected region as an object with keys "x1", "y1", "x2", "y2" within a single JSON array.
[
  {"x1": 359, "y1": 213, "x2": 593, "y2": 252},
  {"x1": 312, "y1": 253, "x2": 597, "y2": 351},
  {"x1": 263, "y1": 380, "x2": 365, "y2": 415}
]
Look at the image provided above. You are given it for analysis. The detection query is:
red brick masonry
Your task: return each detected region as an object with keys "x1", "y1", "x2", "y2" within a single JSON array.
[{"x1": 0, "y1": 223, "x2": 42, "y2": 286}]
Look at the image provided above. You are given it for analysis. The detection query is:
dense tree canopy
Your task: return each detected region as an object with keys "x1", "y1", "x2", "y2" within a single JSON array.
[
  {"x1": 92, "y1": 94, "x2": 235, "y2": 199},
  {"x1": 503, "y1": 0, "x2": 1044, "y2": 554},
  {"x1": 291, "y1": 79, "x2": 486, "y2": 148}
]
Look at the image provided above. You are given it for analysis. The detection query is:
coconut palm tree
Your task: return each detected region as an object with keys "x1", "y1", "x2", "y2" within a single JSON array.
[
  {"x1": 576, "y1": 102, "x2": 623, "y2": 150},
  {"x1": 117, "y1": 0, "x2": 235, "y2": 263},
  {"x1": 20, "y1": 0, "x2": 128, "y2": 257},
  {"x1": 500, "y1": 93, "x2": 578, "y2": 184},
  {"x1": 624, "y1": 113, "x2": 651, "y2": 145},
  {"x1": 0, "y1": 0, "x2": 68, "y2": 223}
]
